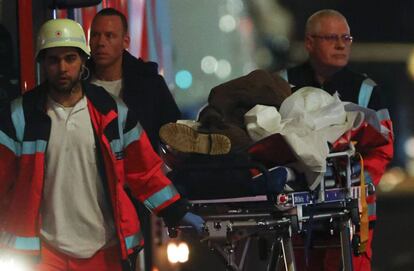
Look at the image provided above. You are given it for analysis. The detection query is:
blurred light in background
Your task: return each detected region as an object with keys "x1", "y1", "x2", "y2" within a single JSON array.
[
  {"x1": 170, "y1": 0, "x2": 257, "y2": 118},
  {"x1": 175, "y1": 70, "x2": 193, "y2": 90},
  {"x1": 219, "y1": 14, "x2": 237, "y2": 33},
  {"x1": 215, "y1": 59, "x2": 232, "y2": 79},
  {"x1": 0, "y1": 257, "x2": 29, "y2": 271},
  {"x1": 379, "y1": 167, "x2": 406, "y2": 192},
  {"x1": 201, "y1": 56, "x2": 218, "y2": 74},
  {"x1": 167, "y1": 242, "x2": 189, "y2": 264},
  {"x1": 407, "y1": 49, "x2": 414, "y2": 80},
  {"x1": 404, "y1": 137, "x2": 414, "y2": 158},
  {"x1": 403, "y1": 137, "x2": 414, "y2": 176},
  {"x1": 406, "y1": 160, "x2": 414, "y2": 177}
]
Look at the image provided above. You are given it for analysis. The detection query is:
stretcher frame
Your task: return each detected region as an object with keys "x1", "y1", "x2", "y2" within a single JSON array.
[{"x1": 168, "y1": 147, "x2": 367, "y2": 271}]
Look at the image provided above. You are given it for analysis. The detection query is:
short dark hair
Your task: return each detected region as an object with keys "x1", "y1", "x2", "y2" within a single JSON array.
[
  {"x1": 93, "y1": 8, "x2": 128, "y2": 34},
  {"x1": 37, "y1": 47, "x2": 87, "y2": 63}
]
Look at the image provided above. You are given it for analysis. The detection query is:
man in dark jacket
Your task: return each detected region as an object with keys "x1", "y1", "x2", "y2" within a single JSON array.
[
  {"x1": 87, "y1": 8, "x2": 182, "y2": 270},
  {"x1": 279, "y1": 9, "x2": 383, "y2": 111},
  {"x1": 87, "y1": 8, "x2": 181, "y2": 151},
  {"x1": 279, "y1": 9, "x2": 386, "y2": 271}
]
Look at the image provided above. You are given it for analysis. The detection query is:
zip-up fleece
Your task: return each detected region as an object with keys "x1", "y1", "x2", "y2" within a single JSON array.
[{"x1": 0, "y1": 82, "x2": 186, "y2": 259}]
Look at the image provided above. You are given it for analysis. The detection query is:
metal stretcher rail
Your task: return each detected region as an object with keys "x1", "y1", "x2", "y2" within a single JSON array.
[{"x1": 167, "y1": 146, "x2": 364, "y2": 271}]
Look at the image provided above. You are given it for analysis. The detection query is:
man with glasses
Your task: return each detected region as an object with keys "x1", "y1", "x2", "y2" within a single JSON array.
[
  {"x1": 279, "y1": 9, "x2": 384, "y2": 271},
  {"x1": 279, "y1": 9, "x2": 383, "y2": 110}
]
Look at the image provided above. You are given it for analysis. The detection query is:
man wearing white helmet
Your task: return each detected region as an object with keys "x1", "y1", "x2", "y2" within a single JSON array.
[{"x1": 0, "y1": 18, "x2": 203, "y2": 271}]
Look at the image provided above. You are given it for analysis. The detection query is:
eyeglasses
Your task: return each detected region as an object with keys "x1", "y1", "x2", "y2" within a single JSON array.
[{"x1": 310, "y1": 34, "x2": 353, "y2": 44}]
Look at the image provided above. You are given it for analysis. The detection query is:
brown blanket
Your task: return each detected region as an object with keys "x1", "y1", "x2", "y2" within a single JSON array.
[{"x1": 198, "y1": 69, "x2": 291, "y2": 151}]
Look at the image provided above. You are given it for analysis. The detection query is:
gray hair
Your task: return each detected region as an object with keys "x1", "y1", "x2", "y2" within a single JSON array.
[{"x1": 305, "y1": 9, "x2": 348, "y2": 35}]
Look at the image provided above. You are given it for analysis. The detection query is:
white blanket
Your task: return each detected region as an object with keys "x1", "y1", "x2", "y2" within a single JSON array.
[{"x1": 245, "y1": 87, "x2": 364, "y2": 190}]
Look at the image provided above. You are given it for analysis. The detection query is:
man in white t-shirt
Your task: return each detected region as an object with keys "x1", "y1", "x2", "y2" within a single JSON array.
[
  {"x1": 0, "y1": 18, "x2": 203, "y2": 271},
  {"x1": 88, "y1": 8, "x2": 181, "y2": 151},
  {"x1": 87, "y1": 8, "x2": 184, "y2": 270}
]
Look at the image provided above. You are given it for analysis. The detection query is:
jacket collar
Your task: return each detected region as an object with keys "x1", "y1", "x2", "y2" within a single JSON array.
[
  {"x1": 303, "y1": 61, "x2": 351, "y2": 87},
  {"x1": 25, "y1": 81, "x2": 114, "y2": 116}
]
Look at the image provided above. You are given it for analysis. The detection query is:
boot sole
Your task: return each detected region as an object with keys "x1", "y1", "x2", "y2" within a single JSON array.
[{"x1": 159, "y1": 123, "x2": 231, "y2": 155}]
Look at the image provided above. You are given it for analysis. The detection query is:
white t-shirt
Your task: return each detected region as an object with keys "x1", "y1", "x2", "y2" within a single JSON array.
[
  {"x1": 41, "y1": 95, "x2": 116, "y2": 258},
  {"x1": 91, "y1": 78, "x2": 123, "y2": 98}
]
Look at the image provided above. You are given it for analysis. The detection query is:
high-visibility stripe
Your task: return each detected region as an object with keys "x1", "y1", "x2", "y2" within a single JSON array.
[
  {"x1": 0, "y1": 233, "x2": 40, "y2": 251},
  {"x1": 110, "y1": 139, "x2": 123, "y2": 155},
  {"x1": 124, "y1": 231, "x2": 143, "y2": 250},
  {"x1": 123, "y1": 126, "x2": 142, "y2": 148},
  {"x1": 109, "y1": 127, "x2": 143, "y2": 156},
  {"x1": 368, "y1": 202, "x2": 376, "y2": 217},
  {"x1": 144, "y1": 184, "x2": 178, "y2": 210},
  {"x1": 111, "y1": 98, "x2": 143, "y2": 153},
  {"x1": 22, "y1": 140, "x2": 47, "y2": 155},
  {"x1": 4, "y1": 98, "x2": 47, "y2": 156},
  {"x1": 376, "y1": 109, "x2": 390, "y2": 121},
  {"x1": 0, "y1": 132, "x2": 46, "y2": 156},
  {"x1": 358, "y1": 78, "x2": 376, "y2": 108},
  {"x1": 115, "y1": 98, "x2": 128, "y2": 147},
  {"x1": 10, "y1": 97, "x2": 25, "y2": 142},
  {"x1": 0, "y1": 130, "x2": 19, "y2": 154},
  {"x1": 14, "y1": 236, "x2": 40, "y2": 251}
]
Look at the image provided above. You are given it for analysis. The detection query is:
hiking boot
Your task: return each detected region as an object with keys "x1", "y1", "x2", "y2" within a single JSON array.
[{"x1": 159, "y1": 123, "x2": 231, "y2": 155}]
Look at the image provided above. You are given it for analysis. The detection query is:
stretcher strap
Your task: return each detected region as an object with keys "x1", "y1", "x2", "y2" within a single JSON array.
[{"x1": 358, "y1": 153, "x2": 369, "y2": 254}]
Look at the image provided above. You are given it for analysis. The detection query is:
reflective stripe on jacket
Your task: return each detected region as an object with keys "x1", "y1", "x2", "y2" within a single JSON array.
[
  {"x1": 0, "y1": 82, "x2": 181, "y2": 259},
  {"x1": 279, "y1": 65, "x2": 392, "y2": 224}
]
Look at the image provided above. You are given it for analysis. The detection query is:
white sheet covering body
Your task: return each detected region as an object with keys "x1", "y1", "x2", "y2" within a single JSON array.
[{"x1": 245, "y1": 87, "x2": 365, "y2": 190}]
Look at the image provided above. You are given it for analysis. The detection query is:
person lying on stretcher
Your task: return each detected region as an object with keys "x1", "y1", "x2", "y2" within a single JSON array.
[{"x1": 159, "y1": 71, "x2": 393, "y2": 194}]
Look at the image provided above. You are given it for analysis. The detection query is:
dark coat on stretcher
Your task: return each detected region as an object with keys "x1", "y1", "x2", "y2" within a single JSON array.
[
  {"x1": 165, "y1": 70, "x2": 294, "y2": 199},
  {"x1": 198, "y1": 69, "x2": 291, "y2": 151}
]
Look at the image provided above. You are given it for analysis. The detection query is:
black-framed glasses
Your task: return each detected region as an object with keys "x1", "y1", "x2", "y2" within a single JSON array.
[{"x1": 310, "y1": 34, "x2": 353, "y2": 44}]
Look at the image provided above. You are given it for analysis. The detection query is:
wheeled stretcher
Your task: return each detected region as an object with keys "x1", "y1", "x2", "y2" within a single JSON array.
[{"x1": 162, "y1": 143, "x2": 371, "y2": 271}]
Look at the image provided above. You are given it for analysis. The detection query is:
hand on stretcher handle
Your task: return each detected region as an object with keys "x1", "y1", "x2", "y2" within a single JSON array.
[{"x1": 168, "y1": 212, "x2": 206, "y2": 238}]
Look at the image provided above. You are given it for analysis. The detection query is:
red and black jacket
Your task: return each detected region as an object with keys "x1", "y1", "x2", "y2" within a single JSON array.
[{"x1": 0, "y1": 82, "x2": 186, "y2": 259}]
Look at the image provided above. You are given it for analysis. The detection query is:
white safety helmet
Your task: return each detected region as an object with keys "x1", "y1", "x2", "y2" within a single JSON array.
[{"x1": 36, "y1": 18, "x2": 90, "y2": 59}]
